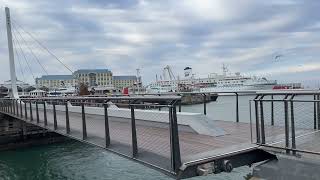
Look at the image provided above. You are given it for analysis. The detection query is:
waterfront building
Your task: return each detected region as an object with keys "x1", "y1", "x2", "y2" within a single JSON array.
[
  {"x1": 73, "y1": 69, "x2": 113, "y2": 87},
  {"x1": 113, "y1": 76, "x2": 137, "y2": 89},
  {"x1": 35, "y1": 75, "x2": 77, "y2": 89}
]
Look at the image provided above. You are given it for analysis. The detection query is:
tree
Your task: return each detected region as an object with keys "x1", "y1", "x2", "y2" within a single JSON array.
[
  {"x1": 25, "y1": 86, "x2": 36, "y2": 92},
  {"x1": 79, "y1": 83, "x2": 90, "y2": 96},
  {"x1": 39, "y1": 86, "x2": 49, "y2": 92},
  {"x1": 0, "y1": 86, "x2": 8, "y2": 93}
]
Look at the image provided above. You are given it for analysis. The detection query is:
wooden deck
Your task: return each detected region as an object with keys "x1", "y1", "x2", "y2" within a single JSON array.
[{"x1": 0, "y1": 106, "x2": 313, "y2": 173}]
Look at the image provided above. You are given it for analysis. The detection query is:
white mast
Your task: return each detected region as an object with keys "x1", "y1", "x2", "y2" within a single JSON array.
[{"x1": 5, "y1": 7, "x2": 18, "y2": 98}]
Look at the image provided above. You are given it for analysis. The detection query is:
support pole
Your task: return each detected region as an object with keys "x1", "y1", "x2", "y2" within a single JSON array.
[
  {"x1": 29, "y1": 101, "x2": 33, "y2": 121},
  {"x1": 43, "y1": 101, "x2": 47, "y2": 126},
  {"x1": 36, "y1": 101, "x2": 39, "y2": 123},
  {"x1": 169, "y1": 105, "x2": 182, "y2": 173},
  {"x1": 254, "y1": 96, "x2": 260, "y2": 144},
  {"x1": 317, "y1": 95, "x2": 320, "y2": 130},
  {"x1": 65, "y1": 101, "x2": 70, "y2": 134},
  {"x1": 104, "y1": 103, "x2": 110, "y2": 147},
  {"x1": 53, "y1": 103, "x2": 57, "y2": 130},
  {"x1": 314, "y1": 95, "x2": 317, "y2": 130},
  {"x1": 130, "y1": 105, "x2": 138, "y2": 157},
  {"x1": 284, "y1": 99, "x2": 290, "y2": 154},
  {"x1": 235, "y1": 93, "x2": 239, "y2": 122},
  {"x1": 290, "y1": 99, "x2": 296, "y2": 155},
  {"x1": 24, "y1": 101, "x2": 27, "y2": 119},
  {"x1": 81, "y1": 102, "x2": 87, "y2": 139},
  {"x1": 5, "y1": 7, "x2": 18, "y2": 98},
  {"x1": 271, "y1": 95, "x2": 274, "y2": 126},
  {"x1": 20, "y1": 100, "x2": 22, "y2": 118},
  {"x1": 260, "y1": 100, "x2": 265, "y2": 144},
  {"x1": 203, "y1": 94, "x2": 207, "y2": 115}
]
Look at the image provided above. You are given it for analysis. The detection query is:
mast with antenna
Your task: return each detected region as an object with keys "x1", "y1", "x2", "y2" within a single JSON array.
[{"x1": 5, "y1": 7, "x2": 19, "y2": 98}]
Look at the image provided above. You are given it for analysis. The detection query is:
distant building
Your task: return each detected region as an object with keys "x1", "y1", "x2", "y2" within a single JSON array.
[
  {"x1": 35, "y1": 75, "x2": 77, "y2": 89},
  {"x1": 73, "y1": 69, "x2": 113, "y2": 87},
  {"x1": 0, "y1": 79, "x2": 30, "y2": 89},
  {"x1": 113, "y1": 76, "x2": 137, "y2": 89}
]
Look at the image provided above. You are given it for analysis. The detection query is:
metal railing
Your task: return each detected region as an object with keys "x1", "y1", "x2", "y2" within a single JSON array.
[
  {"x1": 253, "y1": 91, "x2": 320, "y2": 156},
  {"x1": 0, "y1": 96, "x2": 182, "y2": 175}
]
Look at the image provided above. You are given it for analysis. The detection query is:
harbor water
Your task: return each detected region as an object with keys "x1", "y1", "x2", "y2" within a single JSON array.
[{"x1": 1, "y1": 94, "x2": 308, "y2": 180}]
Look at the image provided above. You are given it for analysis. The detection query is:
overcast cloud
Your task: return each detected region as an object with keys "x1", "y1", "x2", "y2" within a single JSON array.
[{"x1": 0, "y1": 0, "x2": 320, "y2": 88}]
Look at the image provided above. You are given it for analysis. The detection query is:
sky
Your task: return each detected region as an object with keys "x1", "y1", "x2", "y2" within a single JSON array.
[{"x1": 0, "y1": 0, "x2": 320, "y2": 88}]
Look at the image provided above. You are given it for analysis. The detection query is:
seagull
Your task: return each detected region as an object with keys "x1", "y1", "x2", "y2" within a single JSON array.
[{"x1": 274, "y1": 54, "x2": 283, "y2": 61}]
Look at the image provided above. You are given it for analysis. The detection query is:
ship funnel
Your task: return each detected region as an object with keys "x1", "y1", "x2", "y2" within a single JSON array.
[{"x1": 184, "y1": 67, "x2": 192, "y2": 78}]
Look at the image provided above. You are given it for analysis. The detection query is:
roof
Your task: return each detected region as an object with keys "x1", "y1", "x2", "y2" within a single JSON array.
[
  {"x1": 73, "y1": 69, "x2": 111, "y2": 74},
  {"x1": 36, "y1": 75, "x2": 74, "y2": 81},
  {"x1": 113, "y1": 76, "x2": 137, "y2": 80}
]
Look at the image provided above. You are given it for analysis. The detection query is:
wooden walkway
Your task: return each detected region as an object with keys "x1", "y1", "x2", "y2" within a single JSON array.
[{"x1": 0, "y1": 106, "x2": 313, "y2": 174}]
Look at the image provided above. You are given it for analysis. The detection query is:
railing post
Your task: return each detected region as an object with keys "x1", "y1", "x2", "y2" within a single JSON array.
[
  {"x1": 43, "y1": 101, "x2": 47, "y2": 126},
  {"x1": 290, "y1": 99, "x2": 296, "y2": 155},
  {"x1": 169, "y1": 105, "x2": 182, "y2": 173},
  {"x1": 314, "y1": 95, "x2": 317, "y2": 130},
  {"x1": 130, "y1": 105, "x2": 138, "y2": 157},
  {"x1": 20, "y1": 100, "x2": 22, "y2": 118},
  {"x1": 29, "y1": 101, "x2": 33, "y2": 121},
  {"x1": 203, "y1": 94, "x2": 207, "y2": 115},
  {"x1": 317, "y1": 95, "x2": 320, "y2": 130},
  {"x1": 178, "y1": 101, "x2": 182, "y2": 113},
  {"x1": 13, "y1": 99, "x2": 15, "y2": 115},
  {"x1": 53, "y1": 103, "x2": 57, "y2": 130},
  {"x1": 254, "y1": 98, "x2": 260, "y2": 144},
  {"x1": 65, "y1": 101, "x2": 70, "y2": 134},
  {"x1": 259, "y1": 100, "x2": 265, "y2": 144},
  {"x1": 235, "y1": 93, "x2": 239, "y2": 122},
  {"x1": 81, "y1": 101, "x2": 87, "y2": 139},
  {"x1": 271, "y1": 95, "x2": 274, "y2": 126},
  {"x1": 104, "y1": 102, "x2": 110, "y2": 148},
  {"x1": 36, "y1": 101, "x2": 39, "y2": 123},
  {"x1": 16, "y1": 99, "x2": 19, "y2": 116},
  {"x1": 284, "y1": 99, "x2": 290, "y2": 154},
  {"x1": 24, "y1": 101, "x2": 27, "y2": 119}
]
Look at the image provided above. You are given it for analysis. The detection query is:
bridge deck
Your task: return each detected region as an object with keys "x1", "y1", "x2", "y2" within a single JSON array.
[{"x1": 0, "y1": 106, "x2": 312, "y2": 174}]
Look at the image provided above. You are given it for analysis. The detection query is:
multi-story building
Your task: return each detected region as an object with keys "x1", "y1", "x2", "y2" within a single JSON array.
[
  {"x1": 35, "y1": 75, "x2": 77, "y2": 89},
  {"x1": 113, "y1": 76, "x2": 137, "y2": 89},
  {"x1": 73, "y1": 69, "x2": 113, "y2": 87},
  {"x1": 35, "y1": 69, "x2": 139, "y2": 91}
]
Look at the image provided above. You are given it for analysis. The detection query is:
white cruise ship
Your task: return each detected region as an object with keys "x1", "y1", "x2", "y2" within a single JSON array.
[{"x1": 146, "y1": 65, "x2": 277, "y2": 93}]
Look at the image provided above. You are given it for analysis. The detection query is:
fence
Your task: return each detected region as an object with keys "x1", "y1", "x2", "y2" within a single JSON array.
[
  {"x1": 253, "y1": 92, "x2": 320, "y2": 156},
  {"x1": 0, "y1": 96, "x2": 182, "y2": 175}
]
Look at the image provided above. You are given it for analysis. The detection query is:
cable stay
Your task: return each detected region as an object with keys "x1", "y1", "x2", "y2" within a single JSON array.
[
  {"x1": 12, "y1": 38, "x2": 27, "y2": 83},
  {"x1": 12, "y1": 24, "x2": 48, "y2": 75},
  {"x1": 11, "y1": 29, "x2": 36, "y2": 81},
  {"x1": 12, "y1": 20, "x2": 74, "y2": 74}
]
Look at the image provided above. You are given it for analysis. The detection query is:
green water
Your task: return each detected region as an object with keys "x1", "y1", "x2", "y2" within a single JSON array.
[{"x1": 0, "y1": 141, "x2": 251, "y2": 180}]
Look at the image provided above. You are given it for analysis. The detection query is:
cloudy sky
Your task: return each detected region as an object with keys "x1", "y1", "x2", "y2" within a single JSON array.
[{"x1": 0, "y1": 0, "x2": 320, "y2": 87}]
